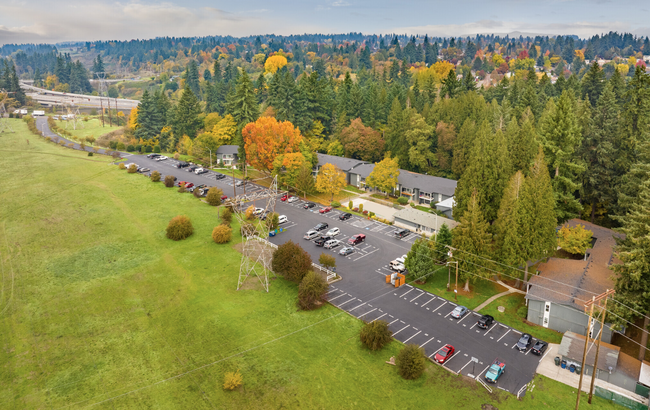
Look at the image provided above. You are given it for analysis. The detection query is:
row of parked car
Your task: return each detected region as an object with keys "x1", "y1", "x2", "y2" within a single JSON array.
[{"x1": 303, "y1": 222, "x2": 365, "y2": 255}]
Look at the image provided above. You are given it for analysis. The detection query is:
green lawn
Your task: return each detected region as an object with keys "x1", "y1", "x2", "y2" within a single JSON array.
[
  {"x1": 0, "y1": 118, "x2": 618, "y2": 409},
  {"x1": 345, "y1": 185, "x2": 366, "y2": 194},
  {"x1": 53, "y1": 118, "x2": 122, "y2": 142}
]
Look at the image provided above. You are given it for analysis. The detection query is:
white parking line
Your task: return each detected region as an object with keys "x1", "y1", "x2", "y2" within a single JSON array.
[
  {"x1": 393, "y1": 324, "x2": 410, "y2": 336},
  {"x1": 371, "y1": 313, "x2": 388, "y2": 323},
  {"x1": 357, "y1": 308, "x2": 377, "y2": 319},
  {"x1": 429, "y1": 345, "x2": 445, "y2": 358},
  {"x1": 459, "y1": 359, "x2": 474, "y2": 374},
  {"x1": 388, "y1": 318, "x2": 400, "y2": 325},
  {"x1": 484, "y1": 325, "x2": 496, "y2": 336},
  {"x1": 410, "y1": 292, "x2": 425, "y2": 302},
  {"x1": 477, "y1": 365, "x2": 490, "y2": 379},
  {"x1": 329, "y1": 292, "x2": 348, "y2": 301},
  {"x1": 327, "y1": 288, "x2": 340, "y2": 294},
  {"x1": 444, "y1": 350, "x2": 461, "y2": 366},
  {"x1": 431, "y1": 301, "x2": 447, "y2": 314},
  {"x1": 399, "y1": 288, "x2": 415, "y2": 299},
  {"x1": 403, "y1": 330, "x2": 421, "y2": 343},
  {"x1": 539, "y1": 349, "x2": 550, "y2": 363},
  {"x1": 444, "y1": 311, "x2": 454, "y2": 318},
  {"x1": 470, "y1": 322, "x2": 478, "y2": 330},
  {"x1": 338, "y1": 297, "x2": 357, "y2": 307},
  {"x1": 497, "y1": 329, "x2": 511, "y2": 342},
  {"x1": 348, "y1": 302, "x2": 366, "y2": 312},
  {"x1": 420, "y1": 336, "x2": 436, "y2": 348},
  {"x1": 352, "y1": 248, "x2": 378, "y2": 261},
  {"x1": 457, "y1": 312, "x2": 472, "y2": 324},
  {"x1": 420, "y1": 297, "x2": 436, "y2": 308}
]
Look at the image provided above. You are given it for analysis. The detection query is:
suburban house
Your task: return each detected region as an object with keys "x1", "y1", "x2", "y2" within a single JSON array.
[
  {"x1": 526, "y1": 219, "x2": 621, "y2": 344},
  {"x1": 315, "y1": 153, "x2": 368, "y2": 184},
  {"x1": 393, "y1": 207, "x2": 459, "y2": 236},
  {"x1": 216, "y1": 145, "x2": 239, "y2": 166}
]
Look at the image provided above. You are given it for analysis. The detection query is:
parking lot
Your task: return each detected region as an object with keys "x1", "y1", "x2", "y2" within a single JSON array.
[{"x1": 122, "y1": 153, "x2": 543, "y2": 396}]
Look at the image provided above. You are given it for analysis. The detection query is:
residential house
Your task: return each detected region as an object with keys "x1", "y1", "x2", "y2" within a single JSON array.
[{"x1": 216, "y1": 145, "x2": 239, "y2": 167}]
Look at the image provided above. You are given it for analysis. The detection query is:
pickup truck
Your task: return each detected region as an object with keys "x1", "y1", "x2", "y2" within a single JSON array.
[
  {"x1": 390, "y1": 255, "x2": 407, "y2": 268},
  {"x1": 485, "y1": 359, "x2": 505, "y2": 383}
]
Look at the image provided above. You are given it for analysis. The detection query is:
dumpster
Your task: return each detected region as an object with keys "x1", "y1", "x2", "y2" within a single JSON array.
[
  {"x1": 569, "y1": 364, "x2": 576, "y2": 373},
  {"x1": 575, "y1": 365, "x2": 582, "y2": 374},
  {"x1": 279, "y1": 228, "x2": 283, "y2": 233},
  {"x1": 561, "y1": 360, "x2": 567, "y2": 369},
  {"x1": 554, "y1": 357, "x2": 561, "y2": 366}
]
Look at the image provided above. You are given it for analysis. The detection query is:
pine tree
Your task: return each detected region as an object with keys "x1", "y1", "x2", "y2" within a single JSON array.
[
  {"x1": 135, "y1": 90, "x2": 162, "y2": 140},
  {"x1": 405, "y1": 238, "x2": 437, "y2": 283},
  {"x1": 581, "y1": 61, "x2": 605, "y2": 107},
  {"x1": 385, "y1": 97, "x2": 408, "y2": 164},
  {"x1": 451, "y1": 119, "x2": 477, "y2": 178},
  {"x1": 185, "y1": 60, "x2": 201, "y2": 100},
  {"x1": 9, "y1": 64, "x2": 25, "y2": 105},
  {"x1": 494, "y1": 171, "x2": 528, "y2": 282},
  {"x1": 506, "y1": 114, "x2": 539, "y2": 175},
  {"x1": 441, "y1": 70, "x2": 461, "y2": 98},
  {"x1": 538, "y1": 90, "x2": 584, "y2": 223},
  {"x1": 229, "y1": 70, "x2": 259, "y2": 169},
  {"x1": 608, "y1": 68, "x2": 626, "y2": 107},
  {"x1": 451, "y1": 189, "x2": 493, "y2": 292},
  {"x1": 434, "y1": 223, "x2": 452, "y2": 263},
  {"x1": 172, "y1": 85, "x2": 203, "y2": 140},
  {"x1": 579, "y1": 82, "x2": 618, "y2": 222}
]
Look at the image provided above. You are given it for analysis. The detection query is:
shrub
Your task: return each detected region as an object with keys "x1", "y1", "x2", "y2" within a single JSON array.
[
  {"x1": 212, "y1": 225, "x2": 232, "y2": 244},
  {"x1": 150, "y1": 171, "x2": 161, "y2": 182},
  {"x1": 358, "y1": 203, "x2": 364, "y2": 213},
  {"x1": 67, "y1": 143, "x2": 74, "y2": 148},
  {"x1": 86, "y1": 136, "x2": 96, "y2": 145},
  {"x1": 410, "y1": 203, "x2": 416, "y2": 208},
  {"x1": 240, "y1": 222, "x2": 258, "y2": 237},
  {"x1": 360, "y1": 320, "x2": 393, "y2": 351},
  {"x1": 79, "y1": 142, "x2": 86, "y2": 150},
  {"x1": 369, "y1": 212, "x2": 375, "y2": 218},
  {"x1": 331, "y1": 201, "x2": 340, "y2": 208},
  {"x1": 362, "y1": 210, "x2": 368, "y2": 215},
  {"x1": 352, "y1": 207, "x2": 359, "y2": 212},
  {"x1": 298, "y1": 271, "x2": 329, "y2": 310},
  {"x1": 266, "y1": 212, "x2": 279, "y2": 231},
  {"x1": 173, "y1": 152, "x2": 180, "y2": 160},
  {"x1": 144, "y1": 145, "x2": 153, "y2": 153},
  {"x1": 153, "y1": 145, "x2": 161, "y2": 153},
  {"x1": 164, "y1": 175, "x2": 175, "y2": 187},
  {"x1": 118, "y1": 162, "x2": 126, "y2": 170},
  {"x1": 206, "y1": 188, "x2": 223, "y2": 206},
  {"x1": 178, "y1": 182, "x2": 186, "y2": 193},
  {"x1": 116, "y1": 142, "x2": 126, "y2": 151},
  {"x1": 517, "y1": 306, "x2": 528, "y2": 318},
  {"x1": 319, "y1": 253, "x2": 336, "y2": 270},
  {"x1": 221, "y1": 207, "x2": 233, "y2": 225},
  {"x1": 223, "y1": 370, "x2": 243, "y2": 390},
  {"x1": 272, "y1": 240, "x2": 312, "y2": 283},
  {"x1": 193, "y1": 187, "x2": 202, "y2": 198},
  {"x1": 92, "y1": 147, "x2": 99, "y2": 153},
  {"x1": 166, "y1": 215, "x2": 194, "y2": 241},
  {"x1": 87, "y1": 152, "x2": 93, "y2": 156},
  {"x1": 126, "y1": 144, "x2": 135, "y2": 152},
  {"x1": 135, "y1": 144, "x2": 143, "y2": 152},
  {"x1": 109, "y1": 140, "x2": 118, "y2": 149},
  {"x1": 245, "y1": 205, "x2": 256, "y2": 220},
  {"x1": 396, "y1": 344, "x2": 426, "y2": 380},
  {"x1": 397, "y1": 197, "x2": 408, "y2": 205},
  {"x1": 127, "y1": 164, "x2": 137, "y2": 173},
  {"x1": 349, "y1": 200, "x2": 353, "y2": 209}
]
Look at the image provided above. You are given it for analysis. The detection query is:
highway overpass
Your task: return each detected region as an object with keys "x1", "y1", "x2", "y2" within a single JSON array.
[{"x1": 20, "y1": 82, "x2": 139, "y2": 111}]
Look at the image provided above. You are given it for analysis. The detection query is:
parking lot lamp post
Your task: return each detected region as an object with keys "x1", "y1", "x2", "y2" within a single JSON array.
[
  {"x1": 447, "y1": 252, "x2": 459, "y2": 302},
  {"x1": 208, "y1": 149, "x2": 212, "y2": 169}
]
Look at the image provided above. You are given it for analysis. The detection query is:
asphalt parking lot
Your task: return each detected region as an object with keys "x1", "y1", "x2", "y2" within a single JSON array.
[{"x1": 122, "y1": 153, "x2": 543, "y2": 396}]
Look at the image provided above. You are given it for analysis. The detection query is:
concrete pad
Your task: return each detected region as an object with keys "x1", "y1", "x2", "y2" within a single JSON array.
[{"x1": 355, "y1": 199, "x2": 398, "y2": 221}]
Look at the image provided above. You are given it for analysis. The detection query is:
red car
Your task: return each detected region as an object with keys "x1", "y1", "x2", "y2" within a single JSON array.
[
  {"x1": 178, "y1": 181, "x2": 194, "y2": 189},
  {"x1": 348, "y1": 234, "x2": 366, "y2": 245},
  {"x1": 221, "y1": 195, "x2": 228, "y2": 201},
  {"x1": 434, "y1": 344, "x2": 455, "y2": 364},
  {"x1": 319, "y1": 206, "x2": 333, "y2": 214},
  {"x1": 280, "y1": 194, "x2": 288, "y2": 201}
]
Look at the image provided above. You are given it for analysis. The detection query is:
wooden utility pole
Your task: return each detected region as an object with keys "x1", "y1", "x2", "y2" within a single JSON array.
[
  {"x1": 576, "y1": 296, "x2": 596, "y2": 410},
  {"x1": 99, "y1": 98, "x2": 105, "y2": 127},
  {"x1": 107, "y1": 98, "x2": 113, "y2": 126},
  {"x1": 588, "y1": 289, "x2": 615, "y2": 404}
]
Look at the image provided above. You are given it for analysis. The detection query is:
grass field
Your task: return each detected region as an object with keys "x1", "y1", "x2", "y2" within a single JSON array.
[
  {"x1": 0, "y1": 118, "x2": 618, "y2": 409},
  {"x1": 53, "y1": 118, "x2": 122, "y2": 142}
]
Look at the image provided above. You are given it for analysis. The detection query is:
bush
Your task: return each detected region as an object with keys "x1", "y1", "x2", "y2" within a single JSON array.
[
  {"x1": 127, "y1": 164, "x2": 137, "y2": 173},
  {"x1": 272, "y1": 240, "x2": 312, "y2": 283},
  {"x1": 118, "y1": 162, "x2": 126, "y2": 170},
  {"x1": 240, "y1": 222, "x2": 258, "y2": 237},
  {"x1": 396, "y1": 344, "x2": 426, "y2": 380},
  {"x1": 266, "y1": 212, "x2": 279, "y2": 231},
  {"x1": 352, "y1": 207, "x2": 359, "y2": 212},
  {"x1": 360, "y1": 320, "x2": 393, "y2": 351},
  {"x1": 150, "y1": 171, "x2": 161, "y2": 182},
  {"x1": 358, "y1": 203, "x2": 364, "y2": 213},
  {"x1": 517, "y1": 306, "x2": 528, "y2": 318},
  {"x1": 178, "y1": 182, "x2": 186, "y2": 193},
  {"x1": 117, "y1": 142, "x2": 126, "y2": 151},
  {"x1": 221, "y1": 207, "x2": 233, "y2": 225},
  {"x1": 369, "y1": 212, "x2": 375, "y2": 218},
  {"x1": 298, "y1": 271, "x2": 329, "y2": 310},
  {"x1": 109, "y1": 140, "x2": 118, "y2": 149},
  {"x1": 206, "y1": 188, "x2": 224, "y2": 206},
  {"x1": 126, "y1": 144, "x2": 135, "y2": 152},
  {"x1": 166, "y1": 215, "x2": 194, "y2": 241},
  {"x1": 193, "y1": 187, "x2": 202, "y2": 198},
  {"x1": 362, "y1": 210, "x2": 368, "y2": 215},
  {"x1": 212, "y1": 225, "x2": 232, "y2": 244},
  {"x1": 173, "y1": 152, "x2": 180, "y2": 160},
  {"x1": 164, "y1": 175, "x2": 175, "y2": 187},
  {"x1": 223, "y1": 370, "x2": 243, "y2": 391},
  {"x1": 135, "y1": 144, "x2": 143, "y2": 152},
  {"x1": 319, "y1": 253, "x2": 336, "y2": 270},
  {"x1": 88, "y1": 152, "x2": 93, "y2": 156},
  {"x1": 397, "y1": 197, "x2": 408, "y2": 205},
  {"x1": 331, "y1": 201, "x2": 340, "y2": 208},
  {"x1": 245, "y1": 205, "x2": 256, "y2": 220},
  {"x1": 153, "y1": 145, "x2": 161, "y2": 153},
  {"x1": 349, "y1": 200, "x2": 353, "y2": 209},
  {"x1": 144, "y1": 145, "x2": 153, "y2": 153},
  {"x1": 410, "y1": 203, "x2": 416, "y2": 208}
]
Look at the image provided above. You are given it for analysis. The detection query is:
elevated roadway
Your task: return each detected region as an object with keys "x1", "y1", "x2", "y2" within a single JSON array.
[{"x1": 20, "y1": 82, "x2": 139, "y2": 110}]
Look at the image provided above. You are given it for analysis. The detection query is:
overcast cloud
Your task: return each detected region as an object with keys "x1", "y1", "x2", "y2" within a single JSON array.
[{"x1": 1, "y1": 0, "x2": 649, "y2": 45}]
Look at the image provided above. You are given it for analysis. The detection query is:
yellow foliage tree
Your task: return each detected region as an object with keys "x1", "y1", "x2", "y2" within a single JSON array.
[
  {"x1": 204, "y1": 112, "x2": 222, "y2": 132},
  {"x1": 265, "y1": 55, "x2": 288, "y2": 74},
  {"x1": 413, "y1": 61, "x2": 456, "y2": 87},
  {"x1": 212, "y1": 114, "x2": 237, "y2": 145},
  {"x1": 127, "y1": 107, "x2": 138, "y2": 130},
  {"x1": 557, "y1": 224, "x2": 592, "y2": 255},
  {"x1": 492, "y1": 54, "x2": 505, "y2": 66},
  {"x1": 253, "y1": 53, "x2": 266, "y2": 65},
  {"x1": 617, "y1": 63, "x2": 630, "y2": 76},
  {"x1": 178, "y1": 135, "x2": 193, "y2": 155},
  {"x1": 574, "y1": 50, "x2": 585, "y2": 61},
  {"x1": 272, "y1": 152, "x2": 306, "y2": 188},
  {"x1": 45, "y1": 75, "x2": 58, "y2": 90},
  {"x1": 366, "y1": 157, "x2": 400, "y2": 197},
  {"x1": 315, "y1": 163, "x2": 347, "y2": 201},
  {"x1": 223, "y1": 370, "x2": 243, "y2": 390}
]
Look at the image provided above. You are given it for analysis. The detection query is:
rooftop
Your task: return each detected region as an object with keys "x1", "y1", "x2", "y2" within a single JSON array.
[
  {"x1": 397, "y1": 170, "x2": 457, "y2": 197},
  {"x1": 559, "y1": 331, "x2": 620, "y2": 372},
  {"x1": 393, "y1": 207, "x2": 458, "y2": 231},
  {"x1": 316, "y1": 153, "x2": 368, "y2": 172},
  {"x1": 216, "y1": 145, "x2": 239, "y2": 155}
]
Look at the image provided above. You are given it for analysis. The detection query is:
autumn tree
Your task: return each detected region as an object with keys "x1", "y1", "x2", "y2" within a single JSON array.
[
  {"x1": 264, "y1": 55, "x2": 288, "y2": 74},
  {"x1": 242, "y1": 117, "x2": 303, "y2": 173},
  {"x1": 315, "y1": 163, "x2": 347, "y2": 201},
  {"x1": 338, "y1": 118, "x2": 385, "y2": 162},
  {"x1": 272, "y1": 152, "x2": 307, "y2": 188},
  {"x1": 211, "y1": 114, "x2": 237, "y2": 145},
  {"x1": 295, "y1": 163, "x2": 316, "y2": 197},
  {"x1": 366, "y1": 156, "x2": 400, "y2": 197},
  {"x1": 557, "y1": 224, "x2": 593, "y2": 255}
]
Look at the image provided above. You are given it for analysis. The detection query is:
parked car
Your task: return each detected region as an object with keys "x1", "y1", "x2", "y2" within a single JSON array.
[
  {"x1": 304, "y1": 230, "x2": 320, "y2": 240},
  {"x1": 220, "y1": 195, "x2": 228, "y2": 201},
  {"x1": 235, "y1": 180, "x2": 244, "y2": 187},
  {"x1": 325, "y1": 227, "x2": 340, "y2": 236},
  {"x1": 391, "y1": 263, "x2": 406, "y2": 272},
  {"x1": 531, "y1": 340, "x2": 548, "y2": 356},
  {"x1": 177, "y1": 181, "x2": 194, "y2": 189},
  {"x1": 176, "y1": 161, "x2": 189, "y2": 168},
  {"x1": 314, "y1": 235, "x2": 333, "y2": 246},
  {"x1": 477, "y1": 315, "x2": 495, "y2": 329},
  {"x1": 278, "y1": 215, "x2": 288, "y2": 224},
  {"x1": 450, "y1": 305, "x2": 468, "y2": 319},
  {"x1": 394, "y1": 229, "x2": 410, "y2": 238},
  {"x1": 390, "y1": 255, "x2": 408, "y2": 268},
  {"x1": 189, "y1": 184, "x2": 207, "y2": 192},
  {"x1": 434, "y1": 344, "x2": 455, "y2": 364},
  {"x1": 253, "y1": 207, "x2": 265, "y2": 216},
  {"x1": 147, "y1": 153, "x2": 160, "y2": 159},
  {"x1": 280, "y1": 194, "x2": 288, "y2": 201},
  {"x1": 187, "y1": 165, "x2": 198, "y2": 172},
  {"x1": 324, "y1": 239, "x2": 341, "y2": 249},
  {"x1": 138, "y1": 167, "x2": 150, "y2": 173},
  {"x1": 348, "y1": 234, "x2": 366, "y2": 245},
  {"x1": 287, "y1": 195, "x2": 298, "y2": 203},
  {"x1": 303, "y1": 203, "x2": 315, "y2": 209},
  {"x1": 195, "y1": 167, "x2": 208, "y2": 174},
  {"x1": 339, "y1": 212, "x2": 352, "y2": 221},
  {"x1": 516, "y1": 333, "x2": 533, "y2": 351},
  {"x1": 339, "y1": 246, "x2": 355, "y2": 256},
  {"x1": 319, "y1": 206, "x2": 333, "y2": 214},
  {"x1": 485, "y1": 359, "x2": 506, "y2": 383},
  {"x1": 155, "y1": 155, "x2": 168, "y2": 161},
  {"x1": 313, "y1": 223, "x2": 329, "y2": 231},
  {"x1": 215, "y1": 173, "x2": 226, "y2": 179}
]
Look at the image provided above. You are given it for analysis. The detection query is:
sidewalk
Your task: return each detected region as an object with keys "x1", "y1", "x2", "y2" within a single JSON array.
[{"x1": 474, "y1": 280, "x2": 526, "y2": 312}]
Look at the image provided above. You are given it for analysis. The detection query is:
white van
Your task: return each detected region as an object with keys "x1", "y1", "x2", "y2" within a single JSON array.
[{"x1": 278, "y1": 215, "x2": 288, "y2": 224}]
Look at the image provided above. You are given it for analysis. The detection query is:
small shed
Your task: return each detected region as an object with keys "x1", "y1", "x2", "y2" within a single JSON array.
[{"x1": 558, "y1": 331, "x2": 619, "y2": 373}]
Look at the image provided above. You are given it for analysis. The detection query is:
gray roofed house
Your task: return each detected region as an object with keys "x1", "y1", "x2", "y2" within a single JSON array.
[
  {"x1": 216, "y1": 145, "x2": 239, "y2": 166},
  {"x1": 315, "y1": 153, "x2": 369, "y2": 185}
]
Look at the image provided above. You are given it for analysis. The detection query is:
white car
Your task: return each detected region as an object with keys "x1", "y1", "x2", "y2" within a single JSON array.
[
  {"x1": 287, "y1": 195, "x2": 299, "y2": 203},
  {"x1": 390, "y1": 255, "x2": 408, "y2": 268},
  {"x1": 391, "y1": 263, "x2": 406, "y2": 272},
  {"x1": 253, "y1": 207, "x2": 264, "y2": 216},
  {"x1": 156, "y1": 155, "x2": 168, "y2": 161},
  {"x1": 324, "y1": 239, "x2": 341, "y2": 249},
  {"x1": 278, "y1": 215, "x2": 288, "y2": 224},
  {"x1": 325, "y1": 227, "x2": 340, "y2": 237},
  {"x1": 304, "y1": 230, "x2": 319, "y2": 240}
]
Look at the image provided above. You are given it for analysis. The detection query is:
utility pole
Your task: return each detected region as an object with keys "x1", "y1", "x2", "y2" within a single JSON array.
[
  {"x1": 576, "y1": 296, "x2": 596, "y2": 410},
  {"x1": 107, "y1": 98, "x2": 113, "y2": 126},
  {"x1": 447, "y1": 250, "x2": 459, "y2": 301},
  {"x1": 588, "y1": 289, "x2": 615, "y2": 404},
  {"x1": 232, "y1": 166, "x2": 236, "y2": 199},
  {"x1": 99, "y1": 98, "x2": 105, "y2": 127}
]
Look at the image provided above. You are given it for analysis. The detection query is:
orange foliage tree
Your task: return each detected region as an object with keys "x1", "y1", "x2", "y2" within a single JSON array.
[
  {"x1": 242, "y1": 117, "x2": 303, "y2": 173},
  {"x1": 339, "y1": 118, "x2": 385, "y2": 162}
]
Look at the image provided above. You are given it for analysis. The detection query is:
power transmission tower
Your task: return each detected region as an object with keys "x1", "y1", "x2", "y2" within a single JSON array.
[
  {"x1": 64, "y1": 103, "x2": 84, "y2": 130},
  {"x1": 0, "y1": 90, "x2": 15, "y2": 134},
  {"x1": 233, "y1": 176, "x2": 286, "y2": 292},
  {"x1": 95, "y1": 72, "x2": 108, "y2": 97}
]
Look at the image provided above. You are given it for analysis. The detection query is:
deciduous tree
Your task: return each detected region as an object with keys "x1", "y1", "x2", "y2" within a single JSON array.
[
  {"x1": 366, "y1": 156, "x2": 399, "y2": 197},
  {"x1": 315, "y1": 163, "x2": 347, "y2": 201},
  {"x1": 242, "y1": 117, "x2": 303, "y2": 173},
  {"x1": 338, "y1": 118, "x2": 385, "y2": 162}
]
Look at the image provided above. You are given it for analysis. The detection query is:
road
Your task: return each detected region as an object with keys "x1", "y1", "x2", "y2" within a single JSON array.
[
  {"x1": 21, "y1": 82, "x2": 139, "y2": 110},
  {"x1": 35, "y1": 117, "x2": 543, "y2": 397}
]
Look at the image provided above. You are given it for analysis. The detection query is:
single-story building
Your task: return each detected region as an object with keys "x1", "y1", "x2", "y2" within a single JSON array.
[
  {"x1": 526, "y1": 220, "x2": 622, "y2": 344},
  {"x1": 216, "y1": 145, "x2": 239, "y2": 166},
  {"x1": 435, "y1": 197, "x2": 455, "y2": 219},
  {"x1": 393, "y1": 207, "x2": 458, "y2": 236}
]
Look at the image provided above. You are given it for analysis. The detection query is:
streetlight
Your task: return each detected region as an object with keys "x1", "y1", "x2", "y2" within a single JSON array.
[
  {"x1": 447, "y1": 250, "x2": 458, "y2": 302},
  {"x1": 208, "y1": 148, "x2": 212, "y2": 169}
]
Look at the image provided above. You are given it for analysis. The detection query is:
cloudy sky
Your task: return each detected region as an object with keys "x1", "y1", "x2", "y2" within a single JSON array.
[{"x1": 1, "y1": 0, "x2": 649, "y2": 45}]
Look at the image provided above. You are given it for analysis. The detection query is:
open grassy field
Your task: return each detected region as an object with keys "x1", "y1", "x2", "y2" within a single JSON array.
[
  {"x1": 0, "y1": 119, "x2": 618, "y2": 409},
  {"x1": 53, "y1": 118, "x2": 122, "y2": 142}
]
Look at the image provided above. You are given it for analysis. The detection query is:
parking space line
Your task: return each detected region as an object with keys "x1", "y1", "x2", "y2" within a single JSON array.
[
  {"x1": 431, "y1": 301, "x2": 447, "y2": 314},
  {"x1": 420, "y1": 336, "x2": 436, "y2": 348},
  {"x1": 393, "y1": 324, "x2": 410, "y2": 336},
  {"x1": 371, "y1": 313, "x2": 387, "y2": 323},
  {"x1": 477, "y1": 365, "x2": 490, "y2": 379},
  {"x1": 470, "y1": 322, "x2": 478, "y2": 330},
  {"x1": 348, "y1": 302, "x2": 366, "y2": 312},
  {"x1": 429, "y1": 345, "x2": 445, "y2": 358},
  {"x1": 410, "y1": 292, "x2": 425, "y2": 303},
  {"x1": 444, "y1": 351, "x2": 461, "y2": 366},
  {"x1": 484, "y1": 325, "x2": 496, "y2": 336},
  {"x1": 357, "y1": 308, "x2": 377, "y2": 319},
  {"x1": 497, "y1": 329, "x2": 511, "y2": 342},
  {"x1": 459, "y1": 359, "x2": 474, "y2": 374},
  {"x1": 327, "y1": 288, "x2": 340, "y2": 294},
  {"x1": 388, "y1": 318, "x2": 400, "y2": 325},
  {"x1": 420, "y1": 297, "x2": 436, "y2": 308},
  {"x1": 337, "y1": 297, "x2": 356, "y2": 307},
  {"x1": 352, "y1": 248, "x2": 378, "y2": 261},
  {"x1": 329, "y1": 292, "x2": 348, "y2": 301},
  {"x1": 399, "y1": 288, "x2": 415, "y2": 299},
  {"x1": 403, "y1": 330, "x2": 421, "y2": 344},
  {"x1": 539, "y1": 349, "x2": 551, "y2": 363},
  {"x1": 457, "y1": 312, "x2": 472, "y2": 324},
  {"x1": 444, "y1": 311, "x2": 453, "y2": 318}
]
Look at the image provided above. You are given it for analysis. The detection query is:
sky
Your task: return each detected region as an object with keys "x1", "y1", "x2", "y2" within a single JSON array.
[{"x1": 1, "y1": 0, "x2": 649, "y2": 45}]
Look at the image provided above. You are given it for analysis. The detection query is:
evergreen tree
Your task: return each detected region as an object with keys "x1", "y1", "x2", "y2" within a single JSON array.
[
  {"x1": 360, "y1": 46, "x2": 372, "y2": 69},
  {"x1": 213, "y1": 60, "x2": 222, "y2": 83},
  {"x1": 434, "y1": 223, "x2": 452, "y2": 263},
  {"x1": 33, "y1": 68, "x2": 42, "y2": 87},
  {"x1": 135, "y1": 90, "x2": 162, "y2": 140},
  {"x1": 405, "y1": 237, "x2": 437, "y2": 282},
  {"x1": 506, "y1": 113, "x2": 539, "y2": 174},
  {"x1": 494, "y1": 171, "x2": 528, "y2": 283},
  {"x1": 92, "y1": 54, "x2": 104, "y2": 75},
  {"x1": 451, "y1": 119, "x2": 477, "y2": 178},
  {"x1": 581, "y1": 61, "x2": 605, "y2": 106},
  {"x1": 203, "y1": 68, "x2": 212, "y2": 83},
  {"x1": 608, "y1": 68, "x2": 626, "y2": 107},
  {"x1": 538, "y1": 90, "x2": 584, "y2": 223},
  {"x1": 229, "y1": 71, "x2": 259, "y2": 169},
  {"x1": 172, "y1": 85, "x2": 203, "y2": 140},
  {"x1": 579, "y1": 82, "x2": 618, "y2": 222},
  {"x1": 185, "y1": 60, "x2": 201, "y2": 100},
  {"x1": 441, "y1": 69, "x2": 461, "y2": 98},
  {"x1": 385, "y1": 97, "x2": 408, "y2": 165}
]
